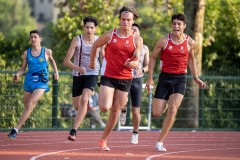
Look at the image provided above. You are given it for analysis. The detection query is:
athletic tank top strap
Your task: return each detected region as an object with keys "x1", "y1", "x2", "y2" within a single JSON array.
[
  {"x1": 27, "y1": 48, "x2": 31, "y2": 62},
  {"x1": 27, "y1": 47, "x2": 45, "y2": 61},
  {"x1": 40, "y1": 47, "x2": 45, "y2": 59},
  {"x1": 169, "y1": 33, "x2": 188, "y2": 42},
  {"x1": 77, "y1": 35, "x2": 82, "y2": 48},
  {"x1": 112, "y1": 28, "x2": 135, "y2": 36},
  {"x1": 78, "y1": 35, "x2": 82, "y2": 68},
  {"x1": 168, "y1": 33, "x2": 171, "y2": 40}
]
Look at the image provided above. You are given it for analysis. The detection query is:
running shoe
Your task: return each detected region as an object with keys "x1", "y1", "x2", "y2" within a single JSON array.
[
  {"x1": 156, "y1": 142, "x2": 167, "y2": 152},
  {"x1": 99, "y1": 139, "x2": 110, "y2": 151},
  {"x1": 7, "y1": 129, "x2": 17, "y2": 139},
  {"x1": 68, "y1": 129, "x2": 76, "y2": 141},
  {"x1": 119, "y1": 108, "x2": 127, "y2": 125},
  {"x1": 131, "y1": 133, "x2": 138, "y2": 144}
]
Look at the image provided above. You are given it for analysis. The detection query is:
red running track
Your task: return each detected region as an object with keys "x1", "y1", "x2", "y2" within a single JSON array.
[{"x1": 0, "y1": 131, "x2": 240, "y2": 160}]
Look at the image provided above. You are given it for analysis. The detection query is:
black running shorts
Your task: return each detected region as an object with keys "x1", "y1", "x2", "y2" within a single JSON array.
[
  {"x1": 100, "y1": 76, "x2": 132, "y2": 92},
  {"x1": 72, "y1": 75, "x2": 98, "y2": 97},
  {"x1": 130, "y1": 77, "x2": 142, "y2": 107},
  {"x1": 154, "y1": 72, "x2": 187, "y2": 100}
]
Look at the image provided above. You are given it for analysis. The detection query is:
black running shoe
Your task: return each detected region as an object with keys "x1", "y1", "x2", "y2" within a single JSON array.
[
  {"x1": 68, "y1": 129, "x2": 76, "y2": 141},
  {"x1": 7, "y1": 129, "x2": 17, "y2": 139}
]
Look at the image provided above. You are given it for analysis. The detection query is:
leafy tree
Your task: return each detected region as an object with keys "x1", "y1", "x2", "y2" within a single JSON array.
[
  {"x1": 0, "y1": 31, "x2": 31, "y2": 70},
  {"x1": 175, "y1": 0, "x2": 206, "y2": 128},
  {"x1": 0, "y1": 0, "x2": 36, "y2": 70},
  {"x1": 48, "y1": 0, "x2": 124, "y2": 70},
  {"x1": 203, "y1": 0, "x2": 240, "y2": 76},
  {"x1": 0, "y1": 0, "x2": 36, "y2": 35},
  {"x1": 200, "y1": 0, "x2": 240, "y2": 129}
]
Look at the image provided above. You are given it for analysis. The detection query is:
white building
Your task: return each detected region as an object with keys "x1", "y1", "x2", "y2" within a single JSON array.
[{"x1": 28, "y1": 0, "x2": 59, "y2": 23}]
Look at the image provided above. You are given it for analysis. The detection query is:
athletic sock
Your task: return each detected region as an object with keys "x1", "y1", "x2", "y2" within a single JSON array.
[
  {"x1": 133, "y1": 130, "x2": 138, "y2": 134},
  {"x1": 14, "y1": 128, "x2": 18, "y2": 133},
  {"x1": 70, "y1": 129, "x2": 77, "y2": 134},
  {"x1": 122, "y1": 109, "x2": 127, "y2": 112}
]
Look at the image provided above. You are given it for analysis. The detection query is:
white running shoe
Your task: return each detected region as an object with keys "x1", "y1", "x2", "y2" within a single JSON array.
[
  {"x1": 131, "y1": 133, "x2": 138, "y2": 144},
  {"x1": 119, "y1": 109, "x2": 127, "y2": 125},
  {"x1": 156, "y1": 142, "x2": 167, "y2": 152}
]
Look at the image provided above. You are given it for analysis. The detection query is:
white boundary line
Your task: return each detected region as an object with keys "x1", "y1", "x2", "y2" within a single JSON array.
[
  {"x1": 145, "y1": 147, "x2": 240, "y2": 160},
  {"x1": 30, "y1": 144, "x2": 149, "y2": 160},
  {"x1": 30, "y1": 145, "x2": 240, "y2": 160}
]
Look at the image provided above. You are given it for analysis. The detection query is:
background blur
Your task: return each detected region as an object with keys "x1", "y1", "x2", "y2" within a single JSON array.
[{"x1": 0, "y1": 0, "x2": 239, "y2": 131}]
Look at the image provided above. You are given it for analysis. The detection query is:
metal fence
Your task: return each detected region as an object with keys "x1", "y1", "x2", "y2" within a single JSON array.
[{"x1": 0, "y1": 71, "x2": 239, "y2": 131}]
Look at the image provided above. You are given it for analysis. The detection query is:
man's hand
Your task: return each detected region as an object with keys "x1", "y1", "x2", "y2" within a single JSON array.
[
  {"x1": 146, "y1": 79, "x2": 155, "y2": 93},
  {"x1": 78, "y1": 67, "x2": 86, "y2": 74},
  {"x1": 194, "y1": 77, "x2": 206, "y2": 89},
  {"x1": 124, "y1": 58, "x2": 138, "y2": 69},
  {"x1": 54, "y1": 73, "x2": 59, "y2": 80},
  {"x1": 13, "y1": 75, "x2": 19, "y2": 83},
  {"x1": 89, "y1": 62, "x2": 95, "y2": 69}
]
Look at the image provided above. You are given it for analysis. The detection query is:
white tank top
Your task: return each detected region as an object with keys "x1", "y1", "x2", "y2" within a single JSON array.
[
  {"x1": 100, "y1": 58, "x2": 107, "y2": 76},
  {"x1": 133, "y1": 46, "x2": 145, "y2": 78},
  {"x1": 72, "y1": 35, "x2": 100, "y2": 76}
]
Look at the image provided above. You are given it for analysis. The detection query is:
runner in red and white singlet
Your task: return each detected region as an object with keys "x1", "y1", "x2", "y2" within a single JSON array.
[
  {"x1": 89, "y1": 6, "x2": 143, "y2": 151},
  {"x1": 160, "y1": 33, "x2": 189, "y2": 74},
  {"x1": 104, "y1": 28, "x2": 136, "y2": 79},
  {"x1": 146, "y1": 13, "x2": 206, "y2": 152}
]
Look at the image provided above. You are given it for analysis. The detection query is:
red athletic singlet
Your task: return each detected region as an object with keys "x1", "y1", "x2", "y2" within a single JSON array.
[
  {"x1": 160, "y1": 33, "x2": 189, "y2": 74},
  {"x1": 104, "y1": 29, "x2": 136, "y2": 79}
]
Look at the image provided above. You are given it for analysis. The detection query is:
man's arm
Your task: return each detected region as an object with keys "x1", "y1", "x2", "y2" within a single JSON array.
[
  {"x1": 99, "y1": 45, "x2": 106, "y2": 63},
  {"x1": 142, "y1": 45, "x2": 150, "y2": 73},
  {"x1": 146, "y1": 36, "x2": 166, "y2": 92},
  {"x1": 89, "y1": 31, "x2": 111, "y2": 69},
  {"x1": 47, "y1": 48, "x2": 59, "y2": 80},
  {"x1": 188, "y1": 37, "x2": 206, "y2": 89},
  {"x1": 63, "y1": 37, "x2": 85, "y2": 74},
  {"x1": 13, "y1": 51, "x2": 28, "y2": 82},
  {"x1": 124, "y1": 34, "x2": 143, "y2": 69}
]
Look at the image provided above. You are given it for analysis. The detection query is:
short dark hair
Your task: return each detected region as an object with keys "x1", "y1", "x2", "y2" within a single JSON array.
[
  {"x1": 119, "y1": 6, "x2": 138, "y2": 20},
  {"x1": 83, "y1": 16, "x2": 98, "y2": 26},
  {"x1": 132, "y1": 23, "x2": 140, "y2": 31},
  {"x1": 30, "y1": 30, "x2": 41, "y2": 36},
  {"x1": 172, "y1": 13, "x2": 187, "y2": 24}
]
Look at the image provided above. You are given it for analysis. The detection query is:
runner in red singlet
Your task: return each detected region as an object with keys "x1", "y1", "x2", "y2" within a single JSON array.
[
  {"x1": 146, "y1": 13, "x2": 206, "y2": 152},
  {"x1": 89, "y1": 6, "x2": 143, "y2": 151}
]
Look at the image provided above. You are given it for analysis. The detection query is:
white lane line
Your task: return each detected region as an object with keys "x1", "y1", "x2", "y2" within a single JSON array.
[
  {"x1": 30, "y1": 144, "x2": 149, "y2": 160},
  {"x1": 145, "y1": 147, "x2": 240, "y2": 160},
  {"x1": 30, "y1": 147, "x2": 96, "y2": 160}
]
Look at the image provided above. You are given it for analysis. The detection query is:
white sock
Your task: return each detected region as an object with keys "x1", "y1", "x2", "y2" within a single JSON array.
[{"x1": 14, "y1": 128, "x2": 18, "y2": 133}]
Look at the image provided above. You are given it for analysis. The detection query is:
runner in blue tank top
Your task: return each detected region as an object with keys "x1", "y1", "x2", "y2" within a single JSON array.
[{"x1": 7, "y1": 30, "x2": 59, "y2": 139}]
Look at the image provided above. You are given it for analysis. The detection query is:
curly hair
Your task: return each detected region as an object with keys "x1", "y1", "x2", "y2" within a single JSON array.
[
  {"x1": 172, "y1": 13, "x2": 187, "y2": 24},
  {"x1": 83, "y1": 16, "x2": 98, "y2": 26},
  {"x1": 118, "y1": 6, "x2": 138, "y2": 20}
]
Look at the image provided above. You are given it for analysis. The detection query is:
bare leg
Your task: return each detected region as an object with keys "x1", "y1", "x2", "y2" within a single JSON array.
[
  {"x1": 72, "y1": 88, "x2": 93, "y2": 130},
  {"x1": 72, "y1": 96, "x2": 81, "y2": 111},
  {"x1": 152, "y1": 98, "x2": 168, "y2": 118},
  {"x1": 132, "y1": 107, "x2": 141, "y2": 131},
  {"x1": 98, "y1": 85, "x2": 114, "y2": 112},
  {"x1": 100, "y1": 89, "x2": 129, "y2": 140},
  {"x1": 157, "y1": 93, "x2": 183, "y2": 142},
  {"x1": 15, "y1": 89, "x2": 45, "y2": 130}
]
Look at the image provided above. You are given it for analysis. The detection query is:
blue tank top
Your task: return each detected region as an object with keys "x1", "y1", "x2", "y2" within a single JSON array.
[{"x1": 26, "y1": 47, "x2": 49, "y2": 83}]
